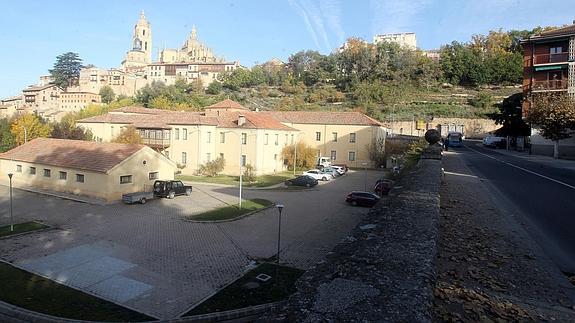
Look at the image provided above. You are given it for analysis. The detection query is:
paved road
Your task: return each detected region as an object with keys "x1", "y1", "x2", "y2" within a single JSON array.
[
  {"x1": 446, "y1": 142, "x2": 575, "y2": 273},
  {"x1": 0, "y1": 169, "x2": 382, "y2": 319}
]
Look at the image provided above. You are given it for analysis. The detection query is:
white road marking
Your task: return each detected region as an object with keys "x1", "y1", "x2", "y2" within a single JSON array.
[
  {"x1": 444, "y1": 171, "x2": 479, "y2": 179},
  {"x1": 465, "y1": 146, "x2": 575, "y2": 190}
]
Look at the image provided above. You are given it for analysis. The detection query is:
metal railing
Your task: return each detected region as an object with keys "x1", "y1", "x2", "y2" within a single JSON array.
[{"x1": 533, "y1": 52, "x2": 569, "y2": 65}]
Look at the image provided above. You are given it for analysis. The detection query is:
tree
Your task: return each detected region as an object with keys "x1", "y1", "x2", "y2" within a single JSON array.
[
  {"x1": 10, "y1": 113, "x2": 53, "y2": 145},
  {"x1": 111, "y1": 126, "x2": 143, "y2": 144},
  {"x1": 206, "y1": 81, "x2": 222, "y2": 95},
  {"x1": 198, "y1": 157, "x2": 225, "y2": 176},
  {"x1": 0, "y1": 118, "x2": 16, "y2": 152},
  {"x1": 51, "y1": 119, "x2": 93, "y2": 141},
  {"x1": 367, "y1": 137, "x2": 386, "y2": 168},
  {"x1": 243, "y1": 164, "x2": 256, "y2": 183},
  {"x1": 490, "y1": 93, "x2": 530, "y2": 137},
  {"x1": 527, "y1": 93, "x2": 575, "y2": 158},
  {"x1": 49, "y1": 52, "x2": 83, "y2": 89},
  {"x1": 99, "y1": 86, "x2": 115, "y2": 104},
  {"x1": 281, "y1": 141, "x2": 316, "y2": 170}
]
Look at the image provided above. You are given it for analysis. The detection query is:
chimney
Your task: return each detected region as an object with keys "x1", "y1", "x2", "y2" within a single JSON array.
[{"x1": 238, "y1": 115, "x2": 246, "y2": 127}]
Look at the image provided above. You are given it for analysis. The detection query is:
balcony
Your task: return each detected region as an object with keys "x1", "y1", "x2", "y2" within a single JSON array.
[
  {"x1": 532, "y1": 80, "x2": 568, "y2": 92},
  {"x1": 141, "y1": 137, "x2": 171, "y2": 149},
  {"x1": 533, "y1": 52, "x2": 569, "y2": 65},
  {"x1": 138, "y1": 128, "x2": 171, "y2": 149}
]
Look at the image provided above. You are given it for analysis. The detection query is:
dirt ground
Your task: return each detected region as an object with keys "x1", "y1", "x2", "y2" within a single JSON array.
[{"x1": 433, "y1": 151, "x2": 575, "y2": 322}]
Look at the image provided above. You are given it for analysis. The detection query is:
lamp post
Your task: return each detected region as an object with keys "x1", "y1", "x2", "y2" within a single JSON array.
[
  {"x1": 361, "y1": 162, "x2": 368, "y2": 191},
  {"x1": 275, "y1": 203, "x2": 284, "y2": 282},
  {"x1": 8, "y1": 173, "x2": 13, "y2": 232}
]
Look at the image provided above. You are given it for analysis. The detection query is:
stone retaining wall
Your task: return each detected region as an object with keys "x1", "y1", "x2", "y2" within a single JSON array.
[{"x1": 265, "y1": 146, "x2": 443, "y2": 322}]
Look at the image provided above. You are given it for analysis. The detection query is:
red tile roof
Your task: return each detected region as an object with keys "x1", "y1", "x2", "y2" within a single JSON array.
[
  {"x1": 216, "y1": 111, "x2": 296, "y2": 131},
  {"x1": 0, "y1": 138, "x2": 146, "y2": 173},
  {"x1": 259, "y1": 111, "x2": 384, "y2": 126},
  {"x1": 205, "y1": 99, "x2": 250, "y2": 110},
  {"x1": 538, "y1": 24, "x2": 575, "y2": 38},
  {"x1": 22, "y1": 84, "x2": 61, "y2": 92}
]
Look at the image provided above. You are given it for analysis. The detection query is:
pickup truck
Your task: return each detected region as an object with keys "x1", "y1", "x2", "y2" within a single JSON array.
[{"x1": 122, "y1": 180, "x2": 192, "y2": 204}]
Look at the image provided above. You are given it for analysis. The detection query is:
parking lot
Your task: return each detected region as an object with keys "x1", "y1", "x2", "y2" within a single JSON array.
[{"x1": 0, "y1": 169, "x2": 383, "y2": 319}]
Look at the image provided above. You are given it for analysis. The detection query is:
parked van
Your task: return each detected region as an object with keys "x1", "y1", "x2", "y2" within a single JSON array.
[
  {"x1": 483, "y1": 135, "x2": 506, "y2": 148},
  {"x1": 317, "y1": 157, "x2": 332, "y2": 168}
]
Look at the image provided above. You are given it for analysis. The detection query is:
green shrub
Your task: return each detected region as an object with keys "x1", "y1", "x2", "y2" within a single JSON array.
[
  {"x1": 199, "y1": 157, "x2": 225, "y2": 177},
  {"x1": 243, "y1": 164, "x2": 256, "y2": 183}
]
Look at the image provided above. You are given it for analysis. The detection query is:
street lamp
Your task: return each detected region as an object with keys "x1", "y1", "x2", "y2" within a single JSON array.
[
  {"x1": 8, "y1": 173, "x2": 13, "y2": 232},
  {"x1": 361, "y1": 162, "x2": 368, "y2": 191},
  {"x1": 275, "y1": 203, "x2": 284, "y2": 282}
]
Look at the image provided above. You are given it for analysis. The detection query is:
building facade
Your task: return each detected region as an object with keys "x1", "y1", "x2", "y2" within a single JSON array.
[
  {"x1": 59, "y1": 91, "x2": 101, "y2": 112},
  {"x1": 122, "y1": 11, "x2": 153, "y2": 71},
  {"x1": 0, "y1": 138, "x2": 176, "y2": 201},
  {"x1": 522, "y1": 23, "x2": 575, "y2": 157},
  {"x1": 77, "y1": 100, "x2": 388, "y2": 175},
  {"x1": 373, "y1": 32, "x2": 417, "y2": 50}
]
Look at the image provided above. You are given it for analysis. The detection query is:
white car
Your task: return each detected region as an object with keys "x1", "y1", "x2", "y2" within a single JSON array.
[
  {"x1": 303, "y1": 169, "x2": 333, "y2": 181},
  {"x1": 330, "y1": 166, "x2": 346, "y2": 175}
]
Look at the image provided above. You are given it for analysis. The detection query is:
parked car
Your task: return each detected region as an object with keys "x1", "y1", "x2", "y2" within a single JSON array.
[
  {"x1": 285, "y1": 175, "x2": 318, "y2": 187},
  {"x1": 317, "y1": 156, "x2": 332, "y2": 168},
  {"x1": 332, "y1": 164, "x2": 348, "y2": 173},
  {"x1": 320, "y1": 167, "x2": 340, "y2": 177},
  {"x1": 374, "y1": 180, "x2": 393, "y2": 196},
  {"x1": 345, "y1": 191, "x2": 381, "y2": 207},
  {"x1": 153, "y1": 180, "x2": 192, "y2": 199},
  {"x1": 483, "y1": 135, "x2": 506, "y2": 148},
  {"x1": 329, "y1": 165, "x2": 346, "y2": 175},
  {"x1": 303, "y1": 169, "x2": 333, "y2": 181}
]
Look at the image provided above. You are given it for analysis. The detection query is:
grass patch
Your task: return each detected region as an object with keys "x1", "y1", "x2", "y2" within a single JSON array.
[
  {"x1": 0, "y1": 221, "x2": 49, "y2": 238},
  {"x1": 189, "y1": 199, "x2": 272, "y2": 221},
  {"x1": 0, "y1": 262, "x2": 153, "y2": 322},
  {"x1": 176, "y1": 172, "x2": 293, "y2": 188},
  {"x1": 184, "y1": 263, "x2": 304, "y2": 316}
]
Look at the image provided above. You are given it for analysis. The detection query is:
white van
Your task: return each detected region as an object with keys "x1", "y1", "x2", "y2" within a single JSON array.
[
  {"x1": 317, "y1": 157, "x2": 332, "y2": 168},
  {"x1": 483, "y1": 135, "x2": 506, "y2": 148}
]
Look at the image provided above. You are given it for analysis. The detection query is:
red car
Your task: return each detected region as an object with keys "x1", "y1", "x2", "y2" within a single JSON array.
[{"x1": 374, "y1": 180, "x2": 393, "y2": 196}]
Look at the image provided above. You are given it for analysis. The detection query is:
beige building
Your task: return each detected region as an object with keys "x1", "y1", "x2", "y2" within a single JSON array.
[
  {"x1": 0, "y1": 95, "x2": 24, "y2": 119},
  {"x1": 22, "y1": 84, "x2": 62, "y2": 111},
  {"x1": 146, "y1": 61, "x2": 239, "y2": 87},
  {"x1": 77, "y1": 99, "x2": 388, "y2": 174},
  {"x1": 159, "y1": 25, "x2": 225, "y2": 64},
  {"x1": 260, "y1": 111, "x2": 388, "y2": 168},
  {"x1": 78, "y1": 67, "x2": 148, "y2": 97},
  {"x1": 0, "y1": 138, "x2": 176, "y2": 201},
  {"x1": 373, "y1": 32, "x2": 417, "y2": 50},
  {"x1": 59, "y1": 91, "x2": 101, "y2": 112}
]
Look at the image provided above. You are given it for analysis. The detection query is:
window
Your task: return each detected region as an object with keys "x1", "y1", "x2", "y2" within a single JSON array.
[
  {"x1": 274, "y1": 153, "x2": 277, "y2": 160},
  {"x1": 43, "y1": 169, "x2": 51, "y2": 177},
  {"x1": 149, "y1": 172, "x2": 159, "y2": 180},
  {"x1": 241, "y1": 133, "x2": 247, "y2": 145},
  {"x1": 29, "y1": 167, "x2": 36, "y2": 175},
  {"x1": 550, "y1": 46, "x2": 563, "y2": 54},
  {"x1": 174, "y1": 128, "x2": 180, "y2": 140},
  {"x1": 16, "y1": 165, "x2": 22, "y2": 172},
  {"x1": 348, "y1": 151, "x2": 356, "y2": 161},
  {"x1": 291, "y1": 134, "x2": 294, "y2": 144},
  {"x1": 275, "y1": 134, "x2": 279, "y2": 145},
  {"x1": 316, "y1": 132, "x2": 321, "y2": 141},
  {"x1": 76, "y1": 174, "x2": 85, "y2": 183},
  {"x1": 332, "y1": 132, "x2": 338, "y2": 142},
  {"x1": 165, "y1": 151, "x2": 170, "y2": 159},
  {"x1": 285, "y1": 134, "x2": 288, "y2": 145},
  {"x1": 206, "y1": 153, "x2": 211, "y2": 162},
  {"x1": 207, "y1": 131, "x2": 211, "y2": 143},
  {"x1": 331, "y1": 150, "x2": 337, "y2": 161},
  {"x1": 111, "y1": 126, "x2": 115, "y2": 137},
  {"x1": 220, "y1": 132, "x2": 226, "y2": 143},
  {"x1": 220, "y1": 153, "x2": 224, "y2": 159},
  {"x1": 265, "y1": 133, "x2": 269, "y2": 145},
  {"x1": 349, "y1": 133, "x2": 356, "y2": 143},
  {"x1": 181, "y1": 152, "x2": 187, "y2": 164},
  {"x1": 183, "y1": 128, "x2": 188, "y2": 140},
  {"x1": 120, "y1": 175, "x2": 132, "y2": 184},
  {"x1": 241, "y1": 155, "x2": 247, "y2": 166},
  {"x1": 317, "y1": 150, "x2": 321, "y2": 158},
  {"x1": 59, "y1": 171, "x2": 67, "y2": 180}
]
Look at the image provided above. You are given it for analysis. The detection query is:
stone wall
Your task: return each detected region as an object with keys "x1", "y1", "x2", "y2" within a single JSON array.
[
  {"x1": 385, "y1": 118, "x2": 499, "y2": 139},
  {"x1": 267, "y1": 146, "x2": 443, "y2": 322}
]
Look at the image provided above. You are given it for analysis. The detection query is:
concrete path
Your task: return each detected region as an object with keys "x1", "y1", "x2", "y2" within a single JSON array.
[{"x1": 0, "y1": 170, "x2": 382, "y2": 319}]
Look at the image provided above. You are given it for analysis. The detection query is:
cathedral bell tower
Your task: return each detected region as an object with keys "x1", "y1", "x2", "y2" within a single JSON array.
[{"x1": 122, "y1": 11, "x2": 153, "y2": 71}]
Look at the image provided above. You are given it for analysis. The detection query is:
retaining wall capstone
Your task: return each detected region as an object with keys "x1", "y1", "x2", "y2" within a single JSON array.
[{"x1": 264, "y1": 146, "x2": 443, "y2": 322}]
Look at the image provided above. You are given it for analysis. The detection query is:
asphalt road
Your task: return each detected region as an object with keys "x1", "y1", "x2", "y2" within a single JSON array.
[{"x1": 446, "y1": 142, "x2": 575, "y2": 273}]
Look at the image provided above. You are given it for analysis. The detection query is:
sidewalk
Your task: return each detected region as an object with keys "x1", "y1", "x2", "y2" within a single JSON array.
[
  {"x1": 434, "y1": 149, "x2": 575, "y2": 321},
  {"x1": 470, "y1": 142, "x2": 575, "y2": 171}
]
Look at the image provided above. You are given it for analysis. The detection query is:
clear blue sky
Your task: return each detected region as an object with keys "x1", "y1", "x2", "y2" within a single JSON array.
[{"x1": 0, "y1": 0, "x2": 573, "y2": 98}]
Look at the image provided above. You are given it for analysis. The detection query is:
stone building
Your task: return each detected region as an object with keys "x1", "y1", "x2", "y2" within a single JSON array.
[
  {"x1": 373, "y1": 32, "x2": 417, "y2": 50},
  {"x1": 122, "y1": 11, "x2": 153, "y2": 71}
]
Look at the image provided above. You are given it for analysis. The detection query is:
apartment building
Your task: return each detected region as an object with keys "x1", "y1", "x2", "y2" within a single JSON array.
[
  {"x1": 59, "y1": 91, "x2": 101, "y2": 111},
  {"x1": 146, "y1": 61, "x2": 239, "y2": 87},
  {"x1": 522, "y1": 23, "x2": 575, "y2": 157},
  {"x1": 77, "y1": 99, "x2": 388, "y2": 175},
  {"x1": 373, "y1": 32, "x2": 417, "y2": 50}
]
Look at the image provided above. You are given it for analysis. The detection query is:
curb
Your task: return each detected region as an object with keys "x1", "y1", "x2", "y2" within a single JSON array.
[
  {"x1": 184, "y1": 204, "x2": 275, "y2": 224},
  {"x1": 0, "y1": 221, "x2": 53, "y2": 240}
]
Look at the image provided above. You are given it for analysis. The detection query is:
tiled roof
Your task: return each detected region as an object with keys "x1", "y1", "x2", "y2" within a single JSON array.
[
  {"x1": 22, "y1": 84, "x2": 60, "y2": 92},
  {"x1": 216, "y1": 111, "x2": 296, "y2": 131},
  {"x1": 205, "y1": 99, "x2": 250, "y2": 110},
  {"x1": 111, "y1": 106, "x2": 172, "y2": 115},
  {"x1": 259, "y1": 111, "x2": 384, "y2": 126},
  {"x1": 0, "y1": 138, "x2": 145, "y2": 173},
  {"x1": 78, "y1": 111, "x2": 218, "y2": 128},
  {"x1": 538, "y1": 24, "x2": 575, "y2": 38}
]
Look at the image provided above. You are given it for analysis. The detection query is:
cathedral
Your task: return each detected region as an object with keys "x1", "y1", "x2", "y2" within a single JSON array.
[
  {"x1": 159, "y1": 26, "x2": 225, "y2": 64},
  {"x1": 122, "y1": 11, "x2": 153, "y2": 71}
]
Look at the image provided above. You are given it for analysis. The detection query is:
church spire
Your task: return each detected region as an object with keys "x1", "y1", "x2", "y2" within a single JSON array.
[{"x1": 191, "y1": 25, "x2": 197, "y2": 40}]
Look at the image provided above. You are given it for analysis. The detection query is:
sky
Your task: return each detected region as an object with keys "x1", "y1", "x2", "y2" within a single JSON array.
[{"x1": 0, "y1": 0, "x2": 573, "y2": 98}]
